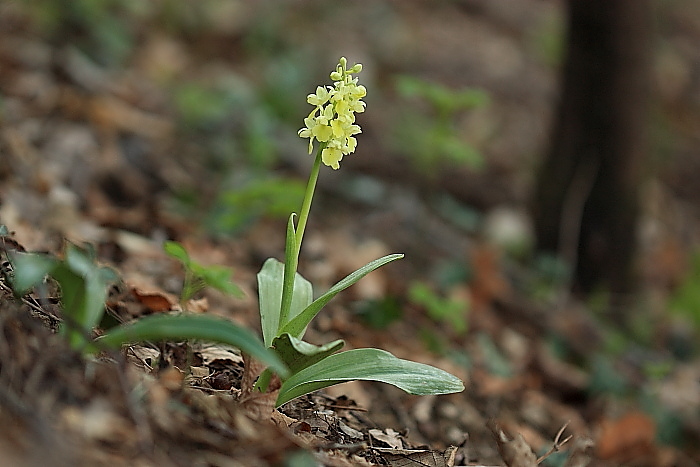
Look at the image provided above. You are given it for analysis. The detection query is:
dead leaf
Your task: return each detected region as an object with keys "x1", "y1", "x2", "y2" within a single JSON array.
[
  {"x1": 564, "y1": 437, "x2": 595, "y2": 467},
  {"x1": 131, "y1": 286, "x2": 178, "y2": 313},
  {"x1": 469, "y1": 244, "x2": 510, "y2": 311},
  {"x1": 374, "y1": 446, "x2": 457, "y2": 467},
  {"x1": 184, "y1": 296, "x2": 208, "y2": 313},
  {"x1": 596, "y1": 411, "x2": 656, "y2": 462},
  {"x1": 60, "y1": 401, "x2": 133, "y2": 444},
  {"x1": 238, "y1": 353, "x2": 280, "y2": 421},
  {"x1": 369, "y1": 428, "x2": 404, "y2": 449},
  {"x1": 487, "y1": 419, "x2": 538, "y2": 467},
  {"x1": 158, "y1": 366, "x2": 184, "y2": 391},
  {"x1": 339, "y1": 421, "x2": 364, "y2": 440}
]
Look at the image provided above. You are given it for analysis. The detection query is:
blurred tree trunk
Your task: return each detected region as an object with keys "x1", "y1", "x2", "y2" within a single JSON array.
[{"x1": 532, "y1": 0, "x2": 652, "y2": 305}]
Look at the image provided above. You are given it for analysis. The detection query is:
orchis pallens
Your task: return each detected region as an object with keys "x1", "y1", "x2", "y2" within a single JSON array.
[{"x1": 298, "y1": 57, "x2": 366, "y2": 170}]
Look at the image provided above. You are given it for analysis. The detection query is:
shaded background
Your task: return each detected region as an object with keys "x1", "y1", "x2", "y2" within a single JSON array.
[{"x1": 2, "y1": 0, "x2": 700, "y2": 465}]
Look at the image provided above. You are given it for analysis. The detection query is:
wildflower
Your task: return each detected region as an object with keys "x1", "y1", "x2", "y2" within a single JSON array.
[{"x1": 298, "y1": 57, "x2": 366, "y2": 169}]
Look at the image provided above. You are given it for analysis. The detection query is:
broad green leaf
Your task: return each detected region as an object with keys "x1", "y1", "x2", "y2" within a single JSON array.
[
  {"x1": 164, "y1": 241, "x2": 191, "y2": 265},
  {"x1": 272, "y1": 333, "x2": 344, "y2": 374},
  {"x1": 279, "y1": 254, "x2": 404, "y2": 338},
  {"x1": 257, "y1": 258, "x2": 312, "y2": 347},
  {"x1": 254, "y1": 334, "x2": 343, "y2": 392},
  {"x1": 9, "y1": 251, "x2": 57, "y2": 294},
  {"x1": 98, "y1": 314, "x2": 288, "y2": 378},
  {"x1": 276, "y1": 348, "x2": 464, "y2": 407}
]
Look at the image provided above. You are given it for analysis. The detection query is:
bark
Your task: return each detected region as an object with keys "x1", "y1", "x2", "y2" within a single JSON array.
[{"x1": 532, "y1": 0, "x2": 652, "y2": 304}]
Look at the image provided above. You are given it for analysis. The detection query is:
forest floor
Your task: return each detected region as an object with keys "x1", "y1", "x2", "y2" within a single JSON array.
[{"x1": 1, "y1": 1, "x2": 700, "y2": 466}]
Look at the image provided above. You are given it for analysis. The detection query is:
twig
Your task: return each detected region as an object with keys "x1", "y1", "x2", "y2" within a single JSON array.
[
  {"x1": 0, "y1": 280, "x2": 62, "y2": 324},
  {"x1": 536, "y1": 421, "x2": 573, "y2": 464},
  {"x1": 322, "y1": 403, "x2": 368, "y2": 412}
]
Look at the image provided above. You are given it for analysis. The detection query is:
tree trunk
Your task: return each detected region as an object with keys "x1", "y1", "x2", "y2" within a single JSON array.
[{"x1": 532, "y1": 0, "x2": 652, "y2": 305}]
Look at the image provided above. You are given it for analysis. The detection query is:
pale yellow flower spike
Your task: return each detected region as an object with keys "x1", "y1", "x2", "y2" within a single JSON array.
[{"x1": 298, "y1": 57, "x2": 365, "y2": 169}]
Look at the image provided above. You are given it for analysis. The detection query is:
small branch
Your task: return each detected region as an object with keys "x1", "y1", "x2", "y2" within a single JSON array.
[
  {"x1": 536, "y1": 421, "x2": 573, "y2": 464},
  {"x1": 0, "y1": 281, "x2": 61, "y2": 324}
]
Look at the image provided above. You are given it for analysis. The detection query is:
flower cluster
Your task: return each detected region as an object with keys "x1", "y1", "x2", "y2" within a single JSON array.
[{"x1": 298, "y1": 57, "x2": 366, "y2": 170}]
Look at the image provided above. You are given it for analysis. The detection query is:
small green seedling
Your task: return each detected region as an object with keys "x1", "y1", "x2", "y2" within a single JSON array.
[
  {"x1": 9, "y1": 242, "x2": 287, "y2": 377},
  {"x1": 163, "y1": 240, "x2": 243, "y2": 304},
  {"x1": 10, "y1": 243, "x2": 118, "y2": 349},
  {"x1": 254, "y1": 58, "x2": 464, "y2": 407}
]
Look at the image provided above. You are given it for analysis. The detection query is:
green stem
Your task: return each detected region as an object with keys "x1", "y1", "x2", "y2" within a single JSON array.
[
  {"x1": 295, "y1": 148, "x2": 323, "y2": 257},
  {"x1": 278, "y1": 146, "x2": 323, "y2": 327}
]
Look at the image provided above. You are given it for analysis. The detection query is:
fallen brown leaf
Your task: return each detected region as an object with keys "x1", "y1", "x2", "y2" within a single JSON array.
[
  {"x1": 596, "y1": 411, "x2": 656, "y2": 463},
  {"x1": 487, "y1": 419, "x2": 538, "y2": 467},
  {"x1": 374, "y1": 446, "x2": 457, "y2": 467},
  {"x1": 131, "y1": 286, "x2": 178, "y2": 313}
]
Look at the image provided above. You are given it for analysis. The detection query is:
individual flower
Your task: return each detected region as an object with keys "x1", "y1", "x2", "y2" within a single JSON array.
[{"x1": 298, "y1": 57, "x2": 366, "y2": 169}]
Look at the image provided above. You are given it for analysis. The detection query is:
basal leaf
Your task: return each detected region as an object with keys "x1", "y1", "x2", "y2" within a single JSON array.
[
  {"x1": 272, "y1": 333, "x2": 344, "y2": 374},
  {"x1": 257, "y1": 258, "x2": 312, "y2": 347},
  {"x1": 279, "y1": 254, "x2": 404, "y2": 339},
  {"x1": 98, "y1": 314, "x2": 288, "y2": 377},
  {"x1": 276, "y1": 348, "x2": 464, "y2": 407}
]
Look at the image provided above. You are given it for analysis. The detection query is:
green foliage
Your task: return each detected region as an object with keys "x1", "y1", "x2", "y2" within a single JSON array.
[
  {"x1": 22, "y1": 0, "x2": 147, "y2": 67},
  {"x1": 278, "y1": 254, "x2": 406, "y2": 338},
  {"x1": 640, "y1": 390, "x2": 685, "y2": 447},
  {"x1": 272, "y1": 334, "x2": 345, "y2": 375},
  {"x1": 587, "y1": 354, "x2": 630, "y2": 397},
  {"x1": 669, "y1": 250, "x2": 700, "y2": 329},
  {"x1": 207, "y1": 177, "x2": 306, "y2": 235},
  {"x1": 283, "y1": 450, "x2": 318, "y2": 467},
  {"x1": 276, "y1": 348, "x2": 465, "y2": 407},
  {"x1": 163, "y1": 241, "x2": 243, "y2": 304},
  {"x1": 393, "y1": 75, "x2": 489, "y2": 174},
  {"x1": 249, "y1": 59, "x2": 464, "y2": 406},
  {"x1": 11, "y1": 243, "x2": 118, "y2": 349},
  {"x1": 539, "y1": 450, "x2": 568, "y2": 467},
  {"x1": 409, "y1": 281, "x2": 469, "y2": 335},
  {"x1": 172, "y1": 74, "x2": 284, "y2": 170},
  {"x1": 257, "y1": 254, "x2": 405, "y2": 348},
  {"x1": 419, "y1": 328, "x2": 449, "y2": 356},
  {"x1": 477, "y1": 333, "x2": 513, "y2": 378},
  {"x1": 528, "y1": 253, "x2": 572, "y2": 303},
  {"x1": 9, "y1": 242, "x2": 285, "y2": 377},
  {"x1": 396, "y1": 75, "x2": 488, "y2": 115},
  {"x1": 255, "y1": 235, "x2": 463, "y2": 406},
  {"x1": 170, "y1": 67, "x2": 309, "y2": 236},
  {"x1": 258, "y1": 257, "x2": 313, "y2": 348},
  {"x1": 173, "y1": 83, "x2": 235, "y2": 131},
  {"x1": 97, "y1": 314, "x2": 287, "y2": 377}
]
